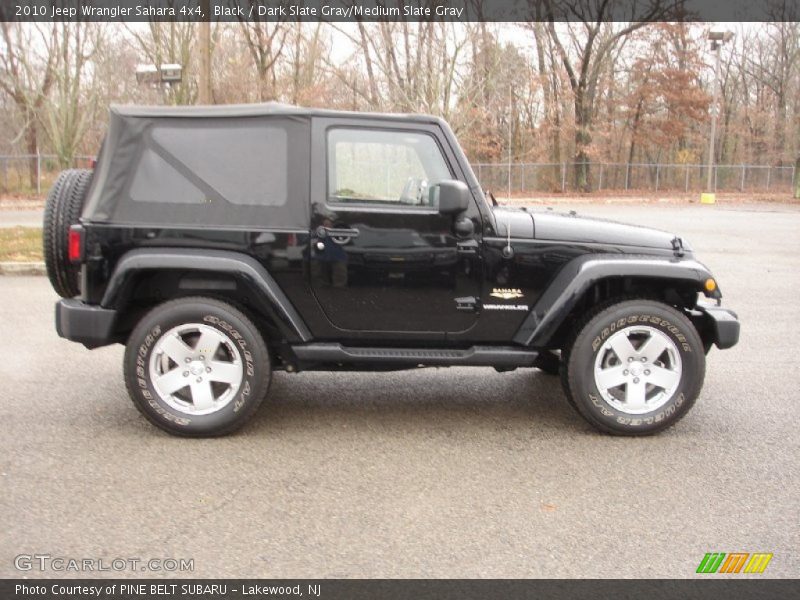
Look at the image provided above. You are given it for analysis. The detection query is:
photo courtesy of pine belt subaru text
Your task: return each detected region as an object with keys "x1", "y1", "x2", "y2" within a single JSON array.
[{"x1": 45, "y1": 103, "x2": 740, "y2": 436}]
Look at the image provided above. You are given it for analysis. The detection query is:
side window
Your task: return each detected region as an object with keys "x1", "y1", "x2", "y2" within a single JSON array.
[
  {"x1": 111, "y1": 115, "x2": 310, "y2": 230},
  {"x1": 327, "y1": 128, "x2": 451, "y2": 208},
  {"x1": 131, "y1": 122, "x2": 288, "y2": 207}
]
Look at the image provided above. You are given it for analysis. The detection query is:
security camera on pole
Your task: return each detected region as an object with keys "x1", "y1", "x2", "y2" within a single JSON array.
[{"x1": 701, "y1": 29, "x2": 733, "y2": 205}]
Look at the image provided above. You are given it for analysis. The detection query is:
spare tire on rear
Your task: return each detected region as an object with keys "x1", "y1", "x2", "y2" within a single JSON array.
[{"x1": 43, "y1": 169, "x2": 93, "y2": 298}]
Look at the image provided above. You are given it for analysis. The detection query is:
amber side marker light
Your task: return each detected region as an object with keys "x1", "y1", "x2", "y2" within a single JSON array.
[{"x1": 705, "y1": 278, "x2": 717, "y2": 292}]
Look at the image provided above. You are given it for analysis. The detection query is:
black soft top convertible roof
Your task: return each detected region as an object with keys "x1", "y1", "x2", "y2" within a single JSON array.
[
  {"x1": 82, "y1": 104, "x2": 309, "y2": 229},
  {"x1": 110, "y1": 102, "x2": 444, "y2": 125},
  {"x1": 82, "y1": 103, "x2": 449, "y2": 229}
]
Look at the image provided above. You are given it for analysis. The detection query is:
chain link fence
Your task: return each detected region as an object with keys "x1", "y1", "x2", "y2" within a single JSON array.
[
  {"x1": 0, "y1": 154, "x2": 796, "y2": 198},
  {"x1": 473, "y1": 162, "x2": 797, "y2": 196}
]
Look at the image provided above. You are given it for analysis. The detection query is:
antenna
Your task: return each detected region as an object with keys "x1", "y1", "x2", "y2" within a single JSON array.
[{"x1": 502, "y1": 217, "x2": 514, "y2": 259}]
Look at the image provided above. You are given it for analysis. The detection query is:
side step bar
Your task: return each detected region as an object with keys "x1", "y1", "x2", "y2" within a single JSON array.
[{"x1": 290, "y1": 343, "x2": 538, "y2": 369}]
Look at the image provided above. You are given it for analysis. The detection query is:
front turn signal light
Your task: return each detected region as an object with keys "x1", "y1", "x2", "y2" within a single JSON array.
[{"x1": 705, "y1": 278, "x2": 717, "y2": 292}]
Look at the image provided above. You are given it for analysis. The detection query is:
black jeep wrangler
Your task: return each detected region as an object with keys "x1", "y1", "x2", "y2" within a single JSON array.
[{"x1": 45, "y1": 103, "x2": 739, "y2": 437}]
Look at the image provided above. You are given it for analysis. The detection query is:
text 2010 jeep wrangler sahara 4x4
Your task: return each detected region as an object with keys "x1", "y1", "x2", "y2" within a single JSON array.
[{"x1": 45, "y1": 103, "x2": 739, "y2": 436}]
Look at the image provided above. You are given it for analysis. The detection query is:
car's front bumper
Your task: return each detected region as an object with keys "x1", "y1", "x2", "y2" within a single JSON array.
[
  {"x1": 694, "y1": 302, "x2": 740, "y2": 350},
  {"x1": 56, "y1": 299, "x2": 118, "y2": 348}
]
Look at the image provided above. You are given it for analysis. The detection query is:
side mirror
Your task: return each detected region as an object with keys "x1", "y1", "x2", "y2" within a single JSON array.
[{"x1": 435, "y1": 180, "x2": 470, "y2": 215}]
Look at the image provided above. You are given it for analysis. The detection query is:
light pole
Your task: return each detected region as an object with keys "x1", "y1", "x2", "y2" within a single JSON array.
[
  {"x1": 135, "y1": 63, "x2": 183, "y2": 104},
  {"x1": 702, "y1": 29, "x2": 733, "y2": 204}
]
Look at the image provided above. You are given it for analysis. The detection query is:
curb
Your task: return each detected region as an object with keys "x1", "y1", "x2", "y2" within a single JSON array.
[{"x1": 0, "y1": 261, "x2": 46, "y2": 276}]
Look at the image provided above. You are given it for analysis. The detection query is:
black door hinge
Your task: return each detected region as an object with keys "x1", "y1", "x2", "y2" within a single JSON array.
[
  {"x1": 457, "y1": 239, "x2": 479, "y2": 255},
  {"x1": 455, "y1": 296, "x2": 479, "y2": 312}
]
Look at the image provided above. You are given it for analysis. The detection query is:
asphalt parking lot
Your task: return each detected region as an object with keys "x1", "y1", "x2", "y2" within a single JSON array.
[{"x1": 1, "y1": 202, "x2": 798, "y2": 579}]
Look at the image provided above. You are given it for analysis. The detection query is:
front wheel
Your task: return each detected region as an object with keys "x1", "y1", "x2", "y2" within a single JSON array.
[
  {"x1": 124, "y1": 297, "x2": 271, "y2": 436},
  {"x1": 563, "y1": 300, "x2": 705, "y2": 436}
]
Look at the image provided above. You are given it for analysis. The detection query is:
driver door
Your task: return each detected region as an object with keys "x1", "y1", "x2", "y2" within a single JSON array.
[{"x1": 308, "y1": 121, "x2": 482, "y2": 337}]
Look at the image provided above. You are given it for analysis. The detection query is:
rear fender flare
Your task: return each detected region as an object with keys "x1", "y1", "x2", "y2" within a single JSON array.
[
  {"x1": 101, "y1": 248, "x2": 312, "y2": 342},
  {"x1": 513, "y1": 254, "x2": 718, "y2": 347}
]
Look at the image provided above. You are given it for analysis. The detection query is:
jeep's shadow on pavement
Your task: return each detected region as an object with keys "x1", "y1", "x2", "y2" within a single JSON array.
[{"x1": 247, "y1": 369, "x2": 580, "y2": 435}]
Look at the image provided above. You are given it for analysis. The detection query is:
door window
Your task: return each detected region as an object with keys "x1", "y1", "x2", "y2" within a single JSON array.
[{"x1": 327, "y1": 128, "x2": 451, "y2": 208}]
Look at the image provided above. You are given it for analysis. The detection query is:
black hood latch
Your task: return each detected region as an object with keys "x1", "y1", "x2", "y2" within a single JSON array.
[{"x1": 671, "y1": 236, "x2": 685, "y2": 257}]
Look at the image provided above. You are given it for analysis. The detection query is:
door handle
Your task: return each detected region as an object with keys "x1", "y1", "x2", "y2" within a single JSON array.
[{"x1": 316, "y1": 226, "x2": 360, "y2": 239}]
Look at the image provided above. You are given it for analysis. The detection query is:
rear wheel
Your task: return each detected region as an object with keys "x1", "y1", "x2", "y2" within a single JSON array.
[
  {"x1": 563, "y1": 299, "x2": 705, "y2": 435},
  {"x1": 124, "y1": 297, "x2": 271, "y2": 436},
  {"x1": 43, "y1": 169, "x2": 93, "y2": 298}
]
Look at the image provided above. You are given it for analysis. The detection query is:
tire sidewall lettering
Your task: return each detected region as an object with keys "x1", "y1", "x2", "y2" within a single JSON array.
[
  {"x1": 130, "y1": 312, "x2": 263, "y2": 429},
  {"x1": 203, "y1": 315, "x2": 255, "y2": 378},
  {"x1": 134, "y1": 324, "x2": 191, "y2": 426},
  {"x1": 578, "y1": 305, "x2": 703, "y2": 433},
  {"x1": 592, "y1": 313, "x2": 692, "y2": 354}
]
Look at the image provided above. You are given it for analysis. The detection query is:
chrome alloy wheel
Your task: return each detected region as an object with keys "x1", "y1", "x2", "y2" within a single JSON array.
[
  {"x1": 593, "y1": 325, "x2": 682, "y2": 415},
  {"x1": 149, "y1": 323, "x2": 244, "y2": 416}
]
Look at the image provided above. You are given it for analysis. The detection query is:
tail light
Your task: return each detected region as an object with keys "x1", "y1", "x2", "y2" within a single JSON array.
[{"x1": 68, "y1": 225, "x2": 83, "y2": 263}]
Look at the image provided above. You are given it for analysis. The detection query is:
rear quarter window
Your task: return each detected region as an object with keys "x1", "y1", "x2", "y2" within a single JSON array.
[
  {"x1": 102, "y1": 116, "x2": 309, "y2": 229},
  {"x1": 132, "y1": 124, "x2": 288, "y2": 207}
]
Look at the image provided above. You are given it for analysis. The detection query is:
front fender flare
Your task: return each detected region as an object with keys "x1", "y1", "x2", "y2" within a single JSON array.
[
  {"x1": 513, "y1": 254, "x2": 717, "y2": 347},
  {"x1": 101, "y1": 248, "x2": 312, "y2": 342}
]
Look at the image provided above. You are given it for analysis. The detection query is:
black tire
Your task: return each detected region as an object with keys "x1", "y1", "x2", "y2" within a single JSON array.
[
  {"x1": 123, "y1": 297, "x2": 271, "y2": 437},
  {"x1": 43, "y1": 168, "x2": 93, "y2": 298},
  {"x1": 563, "y1": 299, "x2": 705, "y2": 436}
]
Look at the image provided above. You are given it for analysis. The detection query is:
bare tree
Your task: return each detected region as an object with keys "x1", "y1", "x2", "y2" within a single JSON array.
[
  {"x1": 237, "y1": 1, "x2": 290, "y2": 102},
  {"x1": 457, "y1": 28, "x2": 533, "y2": 162},
  {"x1": 745, "y1": 19, "x2": 799, "y2": 163},
  {"x1": 531, "y1": 21, "x2": 565, "y2": 183},
  {"x1": 355, "y1": 19, "x2": 380, "y2": 107},
  {"x1": 543, "y1": 0, "x2": 676, "y2": 190},
  {"x1": 0, "y1": 22, "x2": 58, "y2": 188},
  {"x1": 623, "y1": 23, "x2": 708, "y2": 167},
  {"x1": 795, "y1": 156, "x2": 800, "y2": 198},
  {"x1": 333, "y1": 20, "x2": 472, "y2": 118},
  {"x1": 2, "y1": 18, "x2": 799, "y2": 198},
  {"x1": 285, "y1": 23, "x2": 328, "y2": 105},
  {"x1": 42, "y1": 24, "x2": 105, "y2": 167}
]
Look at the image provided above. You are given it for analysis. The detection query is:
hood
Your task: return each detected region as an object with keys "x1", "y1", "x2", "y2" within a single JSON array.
[{"x1": 492, "y1": 207, "x2": 683, "y2": 251}]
